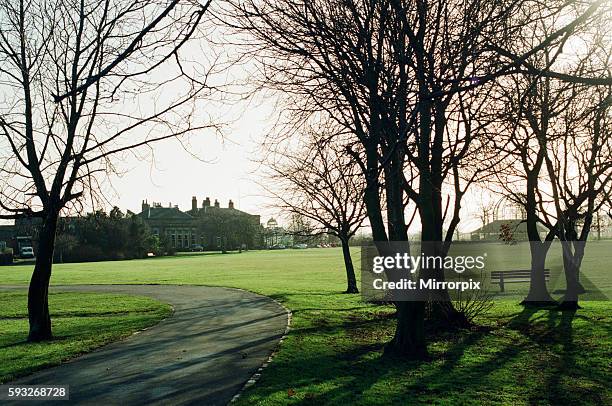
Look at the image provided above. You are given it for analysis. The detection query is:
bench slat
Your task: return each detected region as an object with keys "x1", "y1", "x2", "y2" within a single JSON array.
[
  {"x1": 491, "y1": 272, "x2": 548, "y2": 275},
  {"x1": 491, "y1": 270, "x2": 550, "y2": 276},
  {"x1": 491, "y1": 269, "x2": 550, "y2": 292}
]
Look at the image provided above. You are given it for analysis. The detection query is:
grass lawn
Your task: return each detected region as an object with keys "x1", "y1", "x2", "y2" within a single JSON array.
[
  {"x1": 0, "y1": 291, "x2": 171, "y2": 383},
  {"x1": 0, "y1": 247, "x2": 610, "y2": 404}
]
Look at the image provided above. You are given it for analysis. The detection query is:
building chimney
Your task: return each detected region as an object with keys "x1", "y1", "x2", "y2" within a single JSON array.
[
  {"x1": 228, "y1": 200, "x2": 234, "y2": 209},
  {"x1": 191, "y1": 196, "x2": 197, "y2": 212},
  {"x1": 203, "y1": 197, "x2": 211, "y2": 207},
  {"x1": 141, "y1": 199, "x2": 150, "y2": 213},
  {"x1": 214, "y1": 199, "x2": 220, "y2": 208}
]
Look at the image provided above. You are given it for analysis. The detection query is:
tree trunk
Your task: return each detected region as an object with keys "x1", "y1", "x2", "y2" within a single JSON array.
[
  {"x1": 362, "y1": 131, "x2": 426, "y2": 357},
  {"x1": 385, "y1": 301, "x2": 427, "y2": 359},
  {"x1": 559, "y1": 241, "x2": 585, "y2": 310},
  {"x1": 521, "y1": 241, "x2": 555, "y2": 305},
  {"x1": 522, "y1": 174, "x2": 555, "y2": 306},
  {"x1": 340, "y1": 236, "x2": 358, "y2": 293},
  {"x1": 559, "y1": 257, "x2": 580, "y2": 310},
  {"x1": 28, "y1": 212, "x2": 59, "y2": 342},
  {"x1": 419, "y1": 199, "x2": 468, "y2": 327},
  {"x1": 386, "y1": 154, "x2": 429, "y2": 357}
]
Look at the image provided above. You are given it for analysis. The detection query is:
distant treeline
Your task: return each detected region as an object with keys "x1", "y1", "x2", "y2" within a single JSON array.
[{"x1": 54, "y1": 208, "x2": 166, "y2": 263}]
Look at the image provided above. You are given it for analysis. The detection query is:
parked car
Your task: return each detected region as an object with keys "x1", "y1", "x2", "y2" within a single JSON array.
[
  {"x1": 20, "y1": 246, "x2": 34, "y2": 258},
  {"x1": 293, "y1": 243, "x2": 308, "y2": 249},
  {"x1": 190, "y1": 244, "x2": 204, "y2": 252}
]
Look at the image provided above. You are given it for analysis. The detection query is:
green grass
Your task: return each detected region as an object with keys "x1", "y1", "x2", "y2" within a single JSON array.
[
  {"x1": 236, "y1": 300, "x2": 610, "y2": 405},
  {"x1": 0, "y1": 249, "x2": 349, "y2": 293},
  {"x1": 447, "y1": 240, "x2": 612, "y2": 300},
  {"x1": 0, "y1": 247, "x2": 610, "y2": 404},
  {"x1": 0, "y1": 291, "x2": 171, "y2": 383}
]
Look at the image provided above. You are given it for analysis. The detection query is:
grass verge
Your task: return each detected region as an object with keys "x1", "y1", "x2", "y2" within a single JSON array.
[{"x1": 0, "y1": 291, "x2": 171, "y2": 383}]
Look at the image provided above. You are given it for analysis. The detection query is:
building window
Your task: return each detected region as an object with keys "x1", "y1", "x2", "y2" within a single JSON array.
[{"x1": 169, "y1": 229, "x2": 176, "y2": 248}]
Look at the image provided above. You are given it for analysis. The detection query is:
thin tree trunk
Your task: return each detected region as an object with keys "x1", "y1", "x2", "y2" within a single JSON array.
[
  {"x1": 340, "y1": 236, "x2": 358, "y2": 293},
  {"x1": 28, "y1": 211, "x2": 59, "y2": 342},
  {"x1": 522, "y1": 173, "x2": 555, "y2": 305},
  {"x1": 559, "y1": 241, "x2": 585, "y2": 310}
]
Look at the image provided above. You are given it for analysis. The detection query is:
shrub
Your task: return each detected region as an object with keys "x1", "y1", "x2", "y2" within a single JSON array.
[{"x1": 0, "y1": 252, "x2": 13, "y2": 265}]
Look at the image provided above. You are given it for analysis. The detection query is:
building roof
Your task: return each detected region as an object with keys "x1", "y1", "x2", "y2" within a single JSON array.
[
  {"x1": 193, "y1": 206, "x2": 258, "y2": 218},
  {"x1": 140, "y1": 207, "x2": 194, "y2": 220},
  {"x1": 470, "y1": 219, "x2": 547, "y2": 234}
]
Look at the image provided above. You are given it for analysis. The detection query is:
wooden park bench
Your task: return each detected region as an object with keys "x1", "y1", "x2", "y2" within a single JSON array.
[{"x1": 491, "y1": 269, "x2": 550, "y2": 292}]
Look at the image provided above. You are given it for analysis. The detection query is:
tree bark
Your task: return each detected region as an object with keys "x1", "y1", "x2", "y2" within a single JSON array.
[
  {"x1": 522, "y1": 173, "x2": 555, "y2": 305},
  {"x1": 28, "y1": 211, "x2": 59, "y2": 342},
  {"x1": 559, "y1": 241, "x2": 585, "y2": 310},
  {"x1": 419, "y1": 190, "x2": 469, "y2": 327},
  {"x1": 385, "y1": 301, "x2": 427, "y2": 359},
  {"x1": 521, "y1": 241, "x2": 555, "y2": 305},
  {"x1": 340, "y1": 236, "x2": 358, "y2": 293}
]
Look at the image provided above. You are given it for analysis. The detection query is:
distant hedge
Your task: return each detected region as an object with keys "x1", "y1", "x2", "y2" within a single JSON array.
[
  {"x1": 54, "y1": 207, "x2": 166, "y2": 263},
  {"x1": 0, "y1": 252, "x2": 13, "y2": 265}
]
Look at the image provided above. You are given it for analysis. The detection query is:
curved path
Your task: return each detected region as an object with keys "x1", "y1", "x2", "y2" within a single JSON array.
[{"x1": 2, "y1": 285, "x2": 288, "y2": 405}]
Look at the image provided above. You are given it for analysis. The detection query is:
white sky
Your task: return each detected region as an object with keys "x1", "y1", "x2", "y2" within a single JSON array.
[
  {"x1": 92, "y1": 22, "x2": 284, "y2": 225},
  {"x1": 103, "y1": 91, "x2": 279, "y2": 223}
]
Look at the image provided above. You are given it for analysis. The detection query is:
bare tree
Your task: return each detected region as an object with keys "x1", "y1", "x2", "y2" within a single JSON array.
[
  {"x1": 477, "y1": 197, "x2": 496, "y2": 229},
  {"x1": 491, "y1": 7, "x2": 611, "y2": 306},
  {"x1": 492, "y1": 73, "x2": 567, "y2": 305},
  {"x1": 543, "y1": 71, "x2": 612, "y2": 309},
  {"x1": 223, "y1": 0, "x2": 611, "y2": 358},
  {"x1": 264, "y1": 134, "x2": 367, "y2": 293},
  {"x1": 0, "y1": 0, "x2": 216, "y2": 341}
]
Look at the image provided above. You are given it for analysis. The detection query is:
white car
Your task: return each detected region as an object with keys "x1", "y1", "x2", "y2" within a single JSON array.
[{"x1": 20, "y1": 246, "x2": 34, "y2": 258}]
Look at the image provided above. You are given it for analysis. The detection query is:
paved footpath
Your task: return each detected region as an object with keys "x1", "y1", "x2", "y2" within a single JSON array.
[{"x1": 1, "y1": 285, "x2": 288, "y2": 406}]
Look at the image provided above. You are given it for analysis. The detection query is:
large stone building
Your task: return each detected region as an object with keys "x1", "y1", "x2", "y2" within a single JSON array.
[{"x1": 139, "y1": 197, "x2": 261, "y2": 250}]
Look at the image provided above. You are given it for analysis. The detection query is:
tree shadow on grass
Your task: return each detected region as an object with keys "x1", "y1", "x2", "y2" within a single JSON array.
[
  {"x1": 505, "y1": 305, "x2": 539, "y2": 330},
  {"x1": 506, "y1": 306, "x2": 608, "y2": 405},
  {"x1": 242, "y1": 309, "x2": 508, "y2": 404},
  {"x1": 258, "y1": 326, "x2": 526, "y2": 405},
  {"x1": 520, "y1": 308, "x2": 607, "y2": 405},
  {"x1": 242, "y1": 299, "x2": 609, "y2": 405},
  {"x1": 535, "y1": 309, "x2": 578, "y2": 404}
]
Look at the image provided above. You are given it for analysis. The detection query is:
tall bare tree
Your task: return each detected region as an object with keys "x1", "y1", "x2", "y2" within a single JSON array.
[
  {"x1": 264, "y1": 134, "x2": 367, "y2": 293},
  {"x1": 492, "y1": 74, "x2": 567, "y2": 304},
  {"x1": 544, "y1": 77, "x2": 612, "y2": 309},
  {"x1": 0, "y1": 0, "x2": 216, "y2": 341},
  {"x1": 224, "y1": 0, "x2": 611, "y2": 358},
  {"x1": 491, "y1": 6, "x2": 611, "y2": 305}
]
